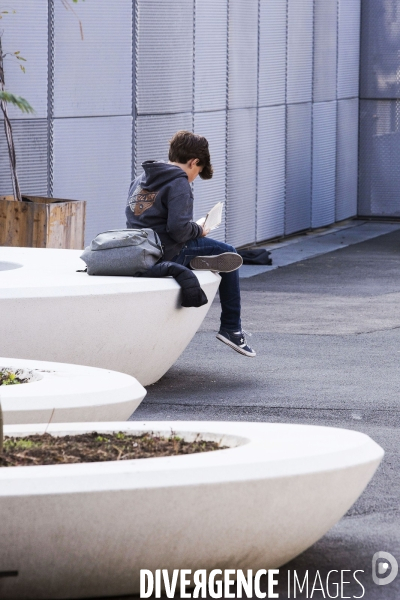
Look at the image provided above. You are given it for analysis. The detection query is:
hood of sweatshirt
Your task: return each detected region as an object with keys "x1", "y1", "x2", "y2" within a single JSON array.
[{"x1": 140, "y1": 160, "x2": 188, "y2": 191}]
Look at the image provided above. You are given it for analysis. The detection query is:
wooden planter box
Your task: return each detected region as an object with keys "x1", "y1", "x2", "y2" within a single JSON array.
[{"x1": 0, "y1": 195, "x2": 86, "y2": 249}]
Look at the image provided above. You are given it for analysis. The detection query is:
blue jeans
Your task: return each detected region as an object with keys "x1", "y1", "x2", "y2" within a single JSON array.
[{"x1": 172, "y1": 237, "x2": 241, "y2": 332}]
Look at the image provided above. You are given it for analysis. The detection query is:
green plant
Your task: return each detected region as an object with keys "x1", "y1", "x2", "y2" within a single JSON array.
[
  {"x1": 0, "y1": 1, "x2": 85, "y2": 201},
  {"x1": 0, "y1": 370, "x2": 22, "y2": 386},
  {"x1": 0, "y1": 21, "x2": 33, "y2": 201},
  {"x1": 0, "y1": 90, "x2": 33, "y2": 112},
  {"x1": 0, "y1": 400, "x2": 3, "y2": 454}
]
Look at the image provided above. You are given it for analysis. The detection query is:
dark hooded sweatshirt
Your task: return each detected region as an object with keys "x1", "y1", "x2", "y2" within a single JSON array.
[{"x1": 125, "y1": 161, "x2": 203, "y2": 260}]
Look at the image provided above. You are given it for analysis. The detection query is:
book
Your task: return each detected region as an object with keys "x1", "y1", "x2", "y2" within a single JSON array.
[{"x1": 196, "y1": 201, "x2": 224, "y2": 232}]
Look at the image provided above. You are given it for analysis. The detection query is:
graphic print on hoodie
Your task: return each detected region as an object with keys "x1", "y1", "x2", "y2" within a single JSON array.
[
  {"x1": 126, "y1": 160, "x2": 203, "y2": 260},
  {"x1": 130, "y1": 187, "x2": 159, "y2": 216}
]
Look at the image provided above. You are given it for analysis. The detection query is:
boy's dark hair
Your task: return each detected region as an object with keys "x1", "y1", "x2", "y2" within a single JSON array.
[{"x1": 169, "y1": 130, "x2": 213, "y2": 180}]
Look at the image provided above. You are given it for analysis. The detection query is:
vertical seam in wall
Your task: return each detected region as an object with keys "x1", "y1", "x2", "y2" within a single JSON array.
[
  {"x1": 356, "y1": 0, "x2": 363, "y2": 215},
  {"x1": 131, "y1": 0, "x2": 136, "y2": 181},
  {"x1": 192, "y1": 0, "x2": 196, "y2": 133},
  {"x1": 225, "y1": 0, "x2": 230, "y2": 243},
  {"x1": 335, "y1": 0, "x2": 340, "y2": 221},
  {"x1": 191, "y1": 0, "x2": 196, "y2": 197},
  {"x1": 310, "y1": 0, "x2": 316, "y2": 228},
  {"x1": 47, "y1": 0, "x2": 55, "y2": 197},
  {"x1": 133, "y1": 0, "x2": 139, "y2": 178},
  {"x1": 255, "y1": 0, "x2": 260, "y2": 243},
  {"x1": 284, "y1": 0, "x2": 289, "y2": 234}
]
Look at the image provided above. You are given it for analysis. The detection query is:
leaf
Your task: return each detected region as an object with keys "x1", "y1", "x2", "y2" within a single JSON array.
[
  {"x1": 14, "y1": 51, "x2": 20, "y2": 55},
  {"x1": 0, "y1": 91, "x2": 35, "y2": 113},
  {"x1": 16, "y1": 56, "x2": 27, "y2": 61},
  {"x1": 19, "y1": 64, "x2": 25, "y2": 73}
]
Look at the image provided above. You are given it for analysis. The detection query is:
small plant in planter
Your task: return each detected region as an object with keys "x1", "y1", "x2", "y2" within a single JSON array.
[
  {"x1": 0, "y1": 400, "x2": 3, "y2": 454},
  {"x1": 0, "y1": 368, "x2": 28, "y2": 385},
  {"x1": 0, "y1": 369, "x2": 28, "y2": 455},
  {"x1": 0, "y1": 1, "x2": 86, "y2": 249}
]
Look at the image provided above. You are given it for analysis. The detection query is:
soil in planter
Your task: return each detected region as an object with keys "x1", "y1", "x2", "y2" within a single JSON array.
[{"x1": 0, "y1": 432, "x2": 226, "y2": 467}]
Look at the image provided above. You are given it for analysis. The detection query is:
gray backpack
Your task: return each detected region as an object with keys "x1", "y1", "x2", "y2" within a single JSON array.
[{"x1": 80, "y1": 228, "x2": 163, "y2": 276}]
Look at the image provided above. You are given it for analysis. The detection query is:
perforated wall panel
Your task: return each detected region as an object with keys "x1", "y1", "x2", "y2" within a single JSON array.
[
  {"x1": 52, "y1": 117, "x2": 132, "y2": 243},
  {"x1": 285, "y1": 103, "x2": 312, "y2": 234},
  {"x1": 226, "y1": 109, "x2": 257, "y2": 246},
  {"x1": 360, "y1": 0, "x2": 400, "y2": 99},
  {"x1": 312, "y1": 101, "x2": 337, "y2": 228},
  {"x1": 338, "y1": 0, "x2": 361, "y2": 99},
  {"x1": 287, "y1": 0, "x2": 314, "y2": 104},
  {"x1": 135, "y1": 114, "x2": 193, "y2": 174},
  {"x1": 359, "y1": 99, "x2": 400, "y2": 216},
  {"x1": 136, "y1": 0, "x2": 193, "y2": 115},
  {"x1": 313, "y1": 0, "x2": 337, "y2": 102},
  {"x1": 228, "y1": 0, "x2": 258, "y2": 109},
  {"x1": 0, "y1": 120, "x2": 48, "y2": 195},
  {"x1": 259, "y1": 0, "x2": 287, "y2": 107},
  {"x1": 53, "y1": 0, "x2": 132, "y2": 118},
  {"x1": 257, "y1": 105, "x2": 286, "y2": 241},
  {"x1": 193, "y1": 111, "x2": 226, "y2": 242},
  {"x1": 336, "y1": 98, "x2": 358, "y2": 220},
  {"x1": 0, "y1": 1, "x2": 48, "y2": 120},
  {"x1": 194, "y1": 0, "x2": 227, "y2": 112}
]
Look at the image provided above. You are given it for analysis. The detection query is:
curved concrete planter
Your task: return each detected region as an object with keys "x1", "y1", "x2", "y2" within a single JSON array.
[
  {"x1": 0, "y1": 421, "x2": 383, "y2": 599},
  {"x1": 0, "y1": 357, "x2": 146, "y2": 424},
  {"x1": 0, "y1": 247, "x2": 220, "y2": 385}
]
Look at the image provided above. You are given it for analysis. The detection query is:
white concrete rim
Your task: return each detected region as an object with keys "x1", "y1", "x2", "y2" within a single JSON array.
[
  {"x1": 0, "y1": 247, "x2": 220, "y2": 299},
  {"x1": 1, "y1": 421, "x2": 384, "y2": 496},
  {"x1": 0, "y1": 358, "x2": 147, "y2": 426}
]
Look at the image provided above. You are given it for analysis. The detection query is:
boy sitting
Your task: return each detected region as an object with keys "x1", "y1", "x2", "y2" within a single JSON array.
[{"x1": 125, "y1": 130, "x2": 256, "y2": 357}]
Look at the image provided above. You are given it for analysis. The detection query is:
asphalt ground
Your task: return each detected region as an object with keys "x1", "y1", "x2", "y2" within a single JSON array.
[{"x1": 130, "y1": 228, "x2": 400, "y2": 599}]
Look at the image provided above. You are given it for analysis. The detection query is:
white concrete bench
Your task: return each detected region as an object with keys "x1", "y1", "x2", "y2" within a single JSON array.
[
  {"x1": 0, "y1": 421, "x2": 383, "y2": 599},
  {"x1": 0, "y1": 247, "x2": 220, "y2": 385},
  {"x1": 0, "y1": 357, "x2": 146, "y2": 424}
]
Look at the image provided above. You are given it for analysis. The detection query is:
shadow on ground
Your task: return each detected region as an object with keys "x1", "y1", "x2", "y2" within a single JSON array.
[{"x1": 127, "y1": 230, "x2": 400, "y2": 599}]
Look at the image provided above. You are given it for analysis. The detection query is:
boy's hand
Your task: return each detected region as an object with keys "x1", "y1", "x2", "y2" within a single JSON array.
[{"x1": 201, "y1": 226, "x2": 210, "y2": 237}]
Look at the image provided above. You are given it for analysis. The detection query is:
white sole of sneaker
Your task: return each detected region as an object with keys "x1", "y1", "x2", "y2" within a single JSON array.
[
  {"x1": 216, "y1": 333, "x2": 256, "y2": 357},
  {"x1": 190, "y1": 253, "x2": 243, "y2": 273}
]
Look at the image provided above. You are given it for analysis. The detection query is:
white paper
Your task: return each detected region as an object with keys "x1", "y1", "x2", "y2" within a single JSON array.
[{"x1": 196, "y1": 202, "x2": 224, "y2": 231}]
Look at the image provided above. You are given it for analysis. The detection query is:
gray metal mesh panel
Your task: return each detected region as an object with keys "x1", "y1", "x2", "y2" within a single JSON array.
[
  {"x1": 53, "y1": 0, "x2": 132, "y2": 118},
  {"x1": 0, "y1": 119, "x2": 48, "y2": 195},
  {"x1": 313, "y1": 0, "x2": 338, "y2": 103},
  {"x1": 52, "y1": 117, "x2": 132, "y2": 243},
  {"x1": 360, "y1": 0, "x2": 400, "y2": 99},
  {"x1": 135, "y1": 114, "x2": 193, "y2": 174},
  {"x1": 359, "y1": 99, "x2": 400, "y2": 216},
  {"x1": 336, "y1": 98, "x2": 358, "y2": 220},
  {"x1": 226, "y1": 109, "x2": 257, "y2": 247},
  {"x1": 258, "y1": 0, "x2": 287, "y2": 107},
  {"x1": 285, "y1": 103, "x2": 312, "y2": 234},
  {"x1": 193, "y1": 111, "x2": 226, "y2": 242},
  {"x1": 228, "y1": 0, "x2": 258, "y2": 109},
  {"x1": 257, "y1": 105, "x2": 286, "y2": 241},
  {"x1": 312, "y1": 101, "x2": 337, "y2": 228},
  {"x1": 337, "y1": 0, "x2": 361, "y2": 99},
  {"x1": 287, "y1": 0, "x2": 314, "y2": 104},
  {"x1": 136, "y1": 0, "x2": 193, "y2": 115},
  {"x1": 0, "y1": 0, "x2": 48, "y2": 120},
  {"x1": 194, "y1": 0, "x2": 227, "y2": 112}
]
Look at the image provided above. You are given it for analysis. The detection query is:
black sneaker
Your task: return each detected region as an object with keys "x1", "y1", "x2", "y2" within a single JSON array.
[
  {"x1": 190, "y1": 252, "x2": 243, "y2": 273},
  {"x1": 216, "y1": 329, "x2": 256, "y2": 357}
]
